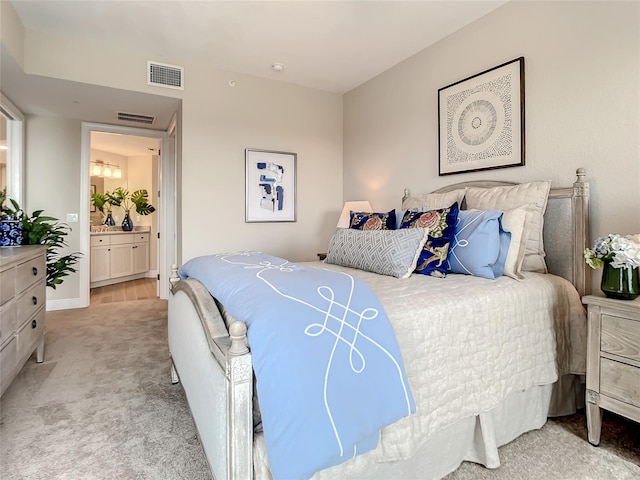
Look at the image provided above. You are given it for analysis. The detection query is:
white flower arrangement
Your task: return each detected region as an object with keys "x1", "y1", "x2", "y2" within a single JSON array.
[{"x1": 584, "y1": 233, "x2": 640, "y2": 270}]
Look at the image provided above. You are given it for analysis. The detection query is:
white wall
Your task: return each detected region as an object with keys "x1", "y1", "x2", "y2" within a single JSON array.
[
  {"x1": 1, "y1": 4, "x2": 344, "y2": 308},
  {"x1": 344, "y1": 0, "x2": 640, "y2": 246},
  {"x1": 25, "y1": 116, "x2": 82, "y2": 302}
]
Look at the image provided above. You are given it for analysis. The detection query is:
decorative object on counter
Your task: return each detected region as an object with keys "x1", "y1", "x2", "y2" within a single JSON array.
[
  {"x1": 90, "y1": 192, "x2": 117, "y2": 225},
  {"x1": 104, "y1": 212, "x2": 116, "y2": 226},
  {"x1": 584, "y1": 233, "x2": 640, "y2": 300},
  {"x1": 1, "y1": 198, "x2": 82, "y2": 289},
  {"x1": 107, "y1": 187, "x2": 155, "y2": 231},
  {"x1": 1, "y1": 188, "x2": 23, "y2": 246},
  {"x1": 121, "y1": 210, "x2": 134, "y2": 231}
]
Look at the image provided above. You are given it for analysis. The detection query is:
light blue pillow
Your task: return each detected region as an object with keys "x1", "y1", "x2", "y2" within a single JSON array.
[{"x1": 447, "y1": 210, "x2": 511, "y2": 279}]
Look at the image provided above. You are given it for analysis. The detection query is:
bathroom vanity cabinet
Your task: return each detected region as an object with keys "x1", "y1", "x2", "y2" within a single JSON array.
[{"x1": 90, "y1": 230, "x2": 150, "y2": 286}]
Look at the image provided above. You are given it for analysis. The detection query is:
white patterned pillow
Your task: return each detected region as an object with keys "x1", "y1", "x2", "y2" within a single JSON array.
[
  {"x1": 325, "y1": 228, "x2": 428, "y2": 278},
  {"x1": 402, "y1": 188, "x2": 466, "y2": 211},
  {"x1": 465, "y1": 181, "x2": 551, "y2": 273}
]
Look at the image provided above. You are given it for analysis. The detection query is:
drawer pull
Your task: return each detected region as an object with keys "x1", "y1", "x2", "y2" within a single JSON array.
[
  {"x1": 32, "y1": 296, "x2": 38, "y2": 305},
  {"x1": 32, "y1": 267, "x2": 38, "y2": 276},
  {"x1": 31, "y1": 319, "x2": 37, "y2": 329}
]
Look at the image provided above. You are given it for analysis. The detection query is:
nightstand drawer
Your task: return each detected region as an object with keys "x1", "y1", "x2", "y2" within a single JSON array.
[
  {"x1": 601, "y1": 314, "x2": 640, "y2": 362},
  {"x1": 600, "y1": 358, "x2": 640, "y2": 408}
]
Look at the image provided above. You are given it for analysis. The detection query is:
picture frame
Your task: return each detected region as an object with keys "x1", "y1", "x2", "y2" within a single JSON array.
[
  {"x1": 90, "y1": 184, "x2": 96, "y2": 212},
  {"x1": 438, "y1": 57, "x2": 525, "y2": 176},
  {"x1": 245, "y1": 149, "x2": 297, "y2": 222}
]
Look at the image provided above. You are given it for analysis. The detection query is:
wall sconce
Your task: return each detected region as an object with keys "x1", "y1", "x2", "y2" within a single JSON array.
[
  {"x1": 337, "y1": 200, "x2": 373, "y2": 228},
  {"x1": 91, "y1": 160, "x2": 121, "y2": 178}
]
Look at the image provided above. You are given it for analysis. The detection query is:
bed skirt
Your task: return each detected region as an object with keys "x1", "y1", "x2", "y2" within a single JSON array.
[{"x1": 254, "y1": 382, "x2": 555, "y2": 480}]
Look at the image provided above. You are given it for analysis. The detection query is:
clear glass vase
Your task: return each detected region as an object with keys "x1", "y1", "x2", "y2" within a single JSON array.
[{"x1": 600, "y1": 261, "x2": 640, "y2": 300}]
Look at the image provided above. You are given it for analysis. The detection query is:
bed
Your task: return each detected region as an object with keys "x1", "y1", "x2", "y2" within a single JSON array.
[{"x1": 168, "y1": 168, "x2": 590, "y2": 480}]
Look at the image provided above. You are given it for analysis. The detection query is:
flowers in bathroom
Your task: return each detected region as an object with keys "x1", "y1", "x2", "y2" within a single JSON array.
[{"x1": 584, "y1": 234, "x2": 640, "y2": 269}]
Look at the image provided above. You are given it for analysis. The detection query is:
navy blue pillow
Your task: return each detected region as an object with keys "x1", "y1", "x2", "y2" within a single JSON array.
[
  {"x1": 349, "y1": 209, "x2": 397, "y2": 230},
  {"x1": 447, "y1": 210, "x2": 511, "y2": 279},
  {"x1": 399, "y1": 203, "x2": 459, "y2": 277}
]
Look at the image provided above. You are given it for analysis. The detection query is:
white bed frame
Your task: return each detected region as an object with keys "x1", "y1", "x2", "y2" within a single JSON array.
[{"x1": 168, "y1": 168, "x2": 590, "y2": 480}]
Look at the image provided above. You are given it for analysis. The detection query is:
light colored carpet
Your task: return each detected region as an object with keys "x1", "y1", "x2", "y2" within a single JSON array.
[{"x1": 1, "y1": 298, "x2": 638, "y2": 479}]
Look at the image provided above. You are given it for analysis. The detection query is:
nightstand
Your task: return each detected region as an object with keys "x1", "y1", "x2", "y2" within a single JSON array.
[
  {"x1": 317, "y1": 253, "x2": 327, "y2": 261},
  {"x1": 582, "y1": 295, "x2": 640, "y2": 445}
]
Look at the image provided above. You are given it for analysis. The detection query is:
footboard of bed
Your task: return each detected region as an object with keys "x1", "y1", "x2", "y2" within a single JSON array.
[{"x1": 168, "y1": 270, "x2": 253, "y2": 480}]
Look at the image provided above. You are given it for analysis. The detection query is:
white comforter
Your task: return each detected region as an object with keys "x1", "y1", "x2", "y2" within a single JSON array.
[{"x1": 296, "y1": 264, "x2": 587, "y2": 463}]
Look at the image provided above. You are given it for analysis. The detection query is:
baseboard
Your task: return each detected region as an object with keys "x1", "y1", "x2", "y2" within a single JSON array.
[{"x1": 47, "y1": 297, "x2": 87, "y2": 311}]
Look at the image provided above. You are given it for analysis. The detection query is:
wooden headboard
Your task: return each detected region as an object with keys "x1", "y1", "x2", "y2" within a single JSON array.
[{"x1": 401, "y1": 168, "x2": 590, "y2": 297}]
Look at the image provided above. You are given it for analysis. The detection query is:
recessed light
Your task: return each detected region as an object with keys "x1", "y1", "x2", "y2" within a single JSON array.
[{"x1": 271, "y1": 63, "x2": 284, "y2": 72}]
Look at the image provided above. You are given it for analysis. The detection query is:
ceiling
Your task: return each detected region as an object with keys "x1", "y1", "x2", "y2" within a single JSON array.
[
  {"x1": 2, "y1": 0, "x2": 507, "y2": 154},
  {"x1": 91, "y1": 132, "x2": 161, "y2": 158}
]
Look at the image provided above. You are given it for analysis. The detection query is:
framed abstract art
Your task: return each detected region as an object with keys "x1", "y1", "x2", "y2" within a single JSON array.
[
  {"x1": 438, "y1": 57, "x2": 525, "y2": 176},
  {"x1": 245, "y1": 149, "x2": 297, "y2": 222}
]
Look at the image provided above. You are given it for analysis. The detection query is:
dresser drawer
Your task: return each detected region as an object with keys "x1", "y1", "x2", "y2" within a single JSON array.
[
  {"x1": 600, "y1": 357, "x2": 640, "y2": 408},
  {"x1": 0, "y1": 336, "x2": 17, "y2": 395},
  {"x1": 16, "y1": 280, "x2": 46, "y2": 325},
  {"x1": 0, "y1": 300, "x2": 17, "y2": 347},
  {"x1": 16, "y1": 307, "x2": 45, "y2": 363},
  {"x1": 0, "y1": 266, "x2": 16, "y2": 305},
  {"x1": 15, "y1": 255, "x2": 46, "y2": 292},
  {"x1": 601, "y1": 314, "x2": 640, "y2": 362},
  {"x1": 90, "y1": 235, "x2": 111, "y2": 247}
]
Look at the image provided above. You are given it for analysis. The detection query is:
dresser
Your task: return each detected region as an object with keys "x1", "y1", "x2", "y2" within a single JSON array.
[
  {"x1": 0, "y1": 245, "x2": 47, "y2": 397},
  {"x1": 583, "y1": 294, "x2": 640, "y2": 445}
]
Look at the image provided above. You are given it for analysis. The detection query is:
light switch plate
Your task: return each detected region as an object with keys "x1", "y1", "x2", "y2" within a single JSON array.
[{"x1": 66, "y1": 213, "x2": 79, "y2": 223}]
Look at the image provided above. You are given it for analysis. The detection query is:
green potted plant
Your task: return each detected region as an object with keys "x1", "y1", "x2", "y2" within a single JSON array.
[
  {"x1": 1, "y1": 198, "x2": 82, "y2": 289},
  {"x1": 107, "y1": 187, "x2": 156, "y2": 231},
  {"x1": 90, "y1": 192, "x2": 117, "y2": 226},
  {"x1": 584, "y1": 233, "x2": 640, "y2": 300}
]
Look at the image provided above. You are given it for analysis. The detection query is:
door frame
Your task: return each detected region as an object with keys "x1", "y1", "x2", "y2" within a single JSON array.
[{"x1": 80, "y1": 121, "x2": 177, "y2": 306}]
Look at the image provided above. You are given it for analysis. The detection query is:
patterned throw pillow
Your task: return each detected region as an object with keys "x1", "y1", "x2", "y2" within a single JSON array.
[
  {"x1": 325, "y1": 228, "x2": 428, "y2": 278},
  {"x1": 399, "y1": 203, "x2": 459, "y2": 277},
  {"x1": 447, "y1": 210, "x2": 511, "y2": 279},
  {"x1": 349, "y1": 210, "x2": 397, "y2": 230}
]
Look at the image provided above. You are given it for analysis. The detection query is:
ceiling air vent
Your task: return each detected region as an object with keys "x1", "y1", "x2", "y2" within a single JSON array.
[
  {"x1": 117, "y1": 112, "x2": 156, "y2": 125},
  {"x1": 147, "y1": 61, "x2": 184, "y2": 90}
]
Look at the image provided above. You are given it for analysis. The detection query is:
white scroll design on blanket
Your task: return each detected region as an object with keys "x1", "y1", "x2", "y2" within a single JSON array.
[{"x1": 218, "y1": 253, "x2": 412, "y2": 458}]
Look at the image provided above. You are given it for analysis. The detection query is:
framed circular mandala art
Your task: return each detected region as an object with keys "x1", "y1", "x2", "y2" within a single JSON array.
[{"x1": 438, "y1": 57, "x2": 525, "y2": 176}]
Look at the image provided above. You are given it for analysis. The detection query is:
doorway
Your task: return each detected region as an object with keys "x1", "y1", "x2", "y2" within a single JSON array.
[
  {"x1": 80, "y1": 121, "x2": 177, "y2": 308},
  {"x1": 89, "y1": 131, "x2": 161, "y2": 304}
]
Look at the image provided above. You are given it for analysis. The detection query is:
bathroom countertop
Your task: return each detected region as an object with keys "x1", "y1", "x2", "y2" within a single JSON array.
[{"x1": 90, "y1": 226, "x2": 151, "y2": 235}]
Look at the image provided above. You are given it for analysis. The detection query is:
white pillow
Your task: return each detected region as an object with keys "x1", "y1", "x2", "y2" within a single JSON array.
[
  {"x1": 402, "y1": 188, "x2": 466, "y2": 211},
  {"x1": 501, "y1": 205, "x2": 530, "y2": 279},
  {"x1": 465, "y1": 181, "x2": 551, "y2": 273}
]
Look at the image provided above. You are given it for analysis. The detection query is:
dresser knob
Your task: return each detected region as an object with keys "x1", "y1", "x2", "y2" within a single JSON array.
[
  {"x1": 32, "y1": 267, "x2": 38, "y2": 275},
  {"x1": 32, "y1": 296, "x2": 38, "y2": 305},
  {"x1": 31, "y1": 319, "x2": 37, "y2": 329}
]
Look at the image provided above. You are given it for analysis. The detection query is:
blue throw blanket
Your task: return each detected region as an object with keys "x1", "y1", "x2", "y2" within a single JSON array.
[{"x1": 179, "y1": 252, "x2": 415, "y2": 479}]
